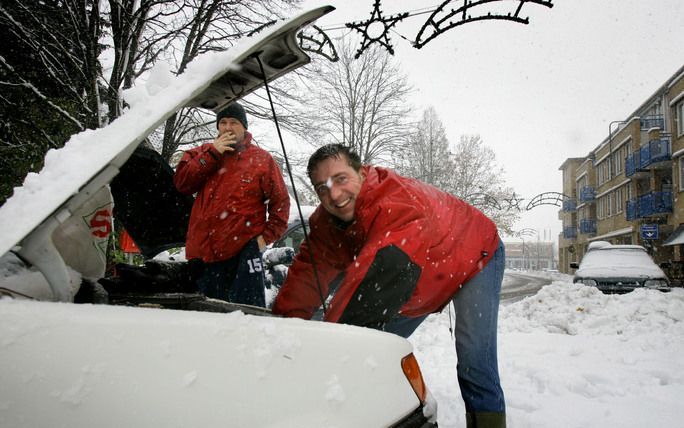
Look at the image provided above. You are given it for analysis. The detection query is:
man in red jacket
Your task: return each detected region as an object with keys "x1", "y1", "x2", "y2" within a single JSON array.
[
  {"x1": 272, "y1": 144, "x2": 506, "y2": 427},
  {"x1": 174, "y1": 103, "x2": 289, "y2": 307}
]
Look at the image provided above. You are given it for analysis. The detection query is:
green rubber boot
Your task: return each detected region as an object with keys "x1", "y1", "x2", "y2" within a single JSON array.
[{"x1": 465, "y1": 412, "x2": 506, "y2": 428}]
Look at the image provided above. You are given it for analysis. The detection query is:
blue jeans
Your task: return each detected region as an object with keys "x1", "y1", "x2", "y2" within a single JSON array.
[
  {"x1": 383, "y1": 240, "x2": 506, "y2": 413},
  {"x1": 196, "y1": 238, "x2": 266, "y2": 307}
]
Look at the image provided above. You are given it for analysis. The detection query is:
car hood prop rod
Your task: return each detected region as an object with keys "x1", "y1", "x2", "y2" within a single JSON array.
[{"x1": 255, "y1": 53, "x2": 327, "y2": 315}]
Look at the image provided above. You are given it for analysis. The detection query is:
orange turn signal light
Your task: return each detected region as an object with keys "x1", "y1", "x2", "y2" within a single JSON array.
[{"x1": 401, "y1": 353, "x2": 427, "y2": 403}]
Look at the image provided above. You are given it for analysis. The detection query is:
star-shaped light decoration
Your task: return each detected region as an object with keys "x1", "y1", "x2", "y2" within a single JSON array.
[
  {"x1": 503, "y1": 192, "x2": 525, "y2": 211},
  {"x1": 345, "y1": 0, "x2": 408, "y2": 59}
]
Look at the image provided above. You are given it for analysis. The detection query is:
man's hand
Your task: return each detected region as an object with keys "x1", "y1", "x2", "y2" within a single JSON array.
[
  {"x1": 257, "y1": 235, "x2": 266, "y2": 252},
  {"x1": 212, "y1": 132, "x2": 238, "y2": 154}
]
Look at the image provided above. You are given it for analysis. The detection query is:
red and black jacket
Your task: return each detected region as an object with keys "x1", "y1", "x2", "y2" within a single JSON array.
[
  {"x1": 272, "y1": 165, "x2": 499, "y2": 328},
  {"x1": 174, "y1": 133, "x2": 290, "y2": 263}
]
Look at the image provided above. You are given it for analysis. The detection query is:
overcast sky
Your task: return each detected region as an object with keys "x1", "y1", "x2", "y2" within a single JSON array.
[{"x1": 295, "y1": 0, "x2": 684, "y2": 243}]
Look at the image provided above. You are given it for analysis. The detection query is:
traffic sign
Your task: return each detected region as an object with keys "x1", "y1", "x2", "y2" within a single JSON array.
[{"x1": 640, "y1": 224, "x2": 659, "y2": 240}]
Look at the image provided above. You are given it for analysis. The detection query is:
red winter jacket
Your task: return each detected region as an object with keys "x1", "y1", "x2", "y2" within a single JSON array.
[
  {"x1": 272, "y1": 165, "x2": 499, "y2": 325},
  {"x1": 173, "y1": 133, "x2": 290, "y2": 263}
]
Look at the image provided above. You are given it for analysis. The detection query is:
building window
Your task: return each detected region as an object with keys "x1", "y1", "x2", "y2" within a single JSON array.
[
  {"x1": 576, "y1": 176, "x2": 587, "y2": 200},
  {"x1": 603, "y1": 161, "x2": 609, "y2": 183},
  {"x1": 613, "y1": 147, "x2": 624, "y2": 175},
  {"x1": 677, "y1": 99, "x2": 684, "y2": 137},
  {"x1": 597, "y1": 161, "x2": 605, "y2": 185},
  {"x1": 607, "y1": 192, "x2": 613, "y2": 217},
  {"x1": 679, "y1": 157, "x2": 684, "y2": 192},
  {"x1": 615, "y1": 187, "x2": 624, "y2": 214}
]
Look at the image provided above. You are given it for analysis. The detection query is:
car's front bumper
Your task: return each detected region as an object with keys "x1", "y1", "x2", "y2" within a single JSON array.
[{"x1": 595, "y1": 284, "x2": 671, "y2": 294}]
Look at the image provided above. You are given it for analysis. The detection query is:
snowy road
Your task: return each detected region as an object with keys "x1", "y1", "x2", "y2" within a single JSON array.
[
  {"x1": 412, "y1": 271, "x2": 684, "y2": 428},
  {"x1": 501, "y1": 271, "x2": 551, "y2": 303}
]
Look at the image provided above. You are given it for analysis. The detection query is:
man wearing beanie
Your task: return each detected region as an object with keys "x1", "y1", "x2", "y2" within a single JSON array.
[{"x1": 174, "y1": 102, "x2": 290, "y2": 307}]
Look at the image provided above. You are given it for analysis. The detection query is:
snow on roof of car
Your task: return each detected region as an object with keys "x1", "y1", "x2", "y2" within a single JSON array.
[
  {"x1": 576, "y1": 244, "x2": 666, "y2": 279},
  {"x1": 288, "y1": 202, "x2": 316, "y2": 225},
  {"x1": 587, "y1": 241, "x2": 612, "y2": 250}
]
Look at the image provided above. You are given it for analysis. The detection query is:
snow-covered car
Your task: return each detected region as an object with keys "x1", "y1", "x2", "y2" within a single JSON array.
[
  {"x1": 263, "y1": 205, "x2": 314, "y2": 289},
  {"x1": 0, "y1": 7, "x2": 437, "y2": 427},
  {"x1": 570, "y1": 241, "x2": 671, "y2": 294}
]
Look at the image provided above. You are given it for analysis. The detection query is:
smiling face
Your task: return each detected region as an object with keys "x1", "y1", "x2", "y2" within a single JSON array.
[{"x1": 310, "y1": 155, "x2": 366, "y2": 222}]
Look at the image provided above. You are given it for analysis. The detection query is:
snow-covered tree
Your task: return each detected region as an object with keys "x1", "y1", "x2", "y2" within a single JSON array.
[
  {"x1": 395, "y1": 106, "x2": 452, "y2": 188},
  {"x1": 394, "y1": 111, "x2": 519, "y2": 234},
  {"x1": 298, "y1": 38, "x2": 414, "y2": 165},
  {"x1": 447, "y1": 134, "x2": 519, "y2": 234},
  {"x1": 0, "y1": 0, "x2": 101, "y2": 203},
  {"x1": 0, "y1": 0, "x2": 302, "y2": 204}
]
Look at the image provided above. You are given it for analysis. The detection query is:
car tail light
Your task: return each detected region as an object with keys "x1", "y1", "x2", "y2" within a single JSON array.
[{"x1": 401, "y1": 353, "x2": 427, "y2": 403}]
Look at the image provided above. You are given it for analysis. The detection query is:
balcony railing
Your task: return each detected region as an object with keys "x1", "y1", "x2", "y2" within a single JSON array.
[
  {"x1": 563, "y1": 226, "x2": 577, "y2": 239},
  {"x1": 639, "y1": 137, "x2": 671, "y2": 169},
  {"x1": 562, "y1": 199, "x2": 577, "y2": 212},
  {"x1": 627, "y1": 193, "x2": 673, "y2": 220},
  {"x1": 579, "y1": 218, "x2": 597, "y2": 234},
  {"x1": 626, "y1": 199, "x2": 638, "y2": 221},
  {"x1": 640, "y1": 115, "x2": 664, "y2": 130},
  {"x1": 638, "y1": 191, "x2": 673, "y2": 217},
  {"x1": 579, "y1": 186, "x2": 596, "y2": 203},
  {"x1": 625, "y1": 152, "x2": 639, "y2": 177}
]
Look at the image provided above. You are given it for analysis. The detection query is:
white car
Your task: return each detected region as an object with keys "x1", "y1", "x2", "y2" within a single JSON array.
[
  {"x1": 0, "y1": 7, "x2": 437, "y2": 428},
  {"x1": 570, "y1": 241, "x2": 671, "y2": 294}
]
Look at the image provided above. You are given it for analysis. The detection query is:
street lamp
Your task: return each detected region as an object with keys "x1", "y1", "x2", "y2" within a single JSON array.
[
  {"x1": 521, "y1": 236, "x2": 526, "y2": 270},
  {"x1": 516, "y1": 228, "x2": 537, "y2": 270}
]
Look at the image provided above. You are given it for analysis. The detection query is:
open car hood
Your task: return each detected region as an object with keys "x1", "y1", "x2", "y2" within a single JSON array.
[
  {"x1": 0, "y1": 6, "x2": 335, "y2": 300},
  {"x1": 110, "y1": 146, "x2": 193, "y2": 259}
]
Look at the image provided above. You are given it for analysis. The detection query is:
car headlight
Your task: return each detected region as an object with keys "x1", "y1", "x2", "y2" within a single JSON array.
[
  {"x1": 580, "y1": 279, "x2": 597, "y2": 287},
  {"x1": 644, "y1": 279, "x2": 668, "y2": 288}
]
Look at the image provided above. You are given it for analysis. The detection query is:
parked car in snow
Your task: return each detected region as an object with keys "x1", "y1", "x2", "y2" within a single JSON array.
[
  {"x1": 0, "y1": 7, "x2": 437, "y2": 428},
  {"x1": 263, "y1": 206, "x2": 314, "y2": 289},
  {"x1": 570, "y1": 241, "x2": 671, "y2": 294}
]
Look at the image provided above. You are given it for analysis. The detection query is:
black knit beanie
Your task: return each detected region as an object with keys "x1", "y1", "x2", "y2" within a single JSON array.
[{"x1": 216, "y1": 102, "x2": 248, "y2": 129}]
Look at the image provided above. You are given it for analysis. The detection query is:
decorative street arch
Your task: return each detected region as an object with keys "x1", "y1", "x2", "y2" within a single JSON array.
[
  {"x1": 464, "y1": 192, "x2": 503, "y2": 211},
  {"x1": 415, "y1": 0, "x2": 555, "y2": 49},
  {"x1": 340, "y1": 0, "x2": 554, "y2": 58},
  {"x1": 298, "y1": 25, "x2": 339, "y2": 62},
  {"x1": 526, "y1": 192, "x2": 573, "y2": 210}
]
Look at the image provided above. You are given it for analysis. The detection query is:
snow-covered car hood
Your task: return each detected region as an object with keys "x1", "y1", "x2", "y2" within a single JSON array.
[{"x1": 0, "y1": 298, "x2": 434, "y2": 428}]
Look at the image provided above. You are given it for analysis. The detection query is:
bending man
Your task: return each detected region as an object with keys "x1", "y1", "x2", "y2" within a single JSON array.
[{"x1": 273, "y1": 144, "x2": 506, "y2": 427}]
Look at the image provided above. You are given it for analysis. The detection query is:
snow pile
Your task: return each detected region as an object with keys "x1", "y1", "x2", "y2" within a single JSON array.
[
  {"x1": 500, "y1": 281, "x2": 684, "y2": 335},
  {"x1": 411, "y1": 281, "x2": 684, "y2": 428}
]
